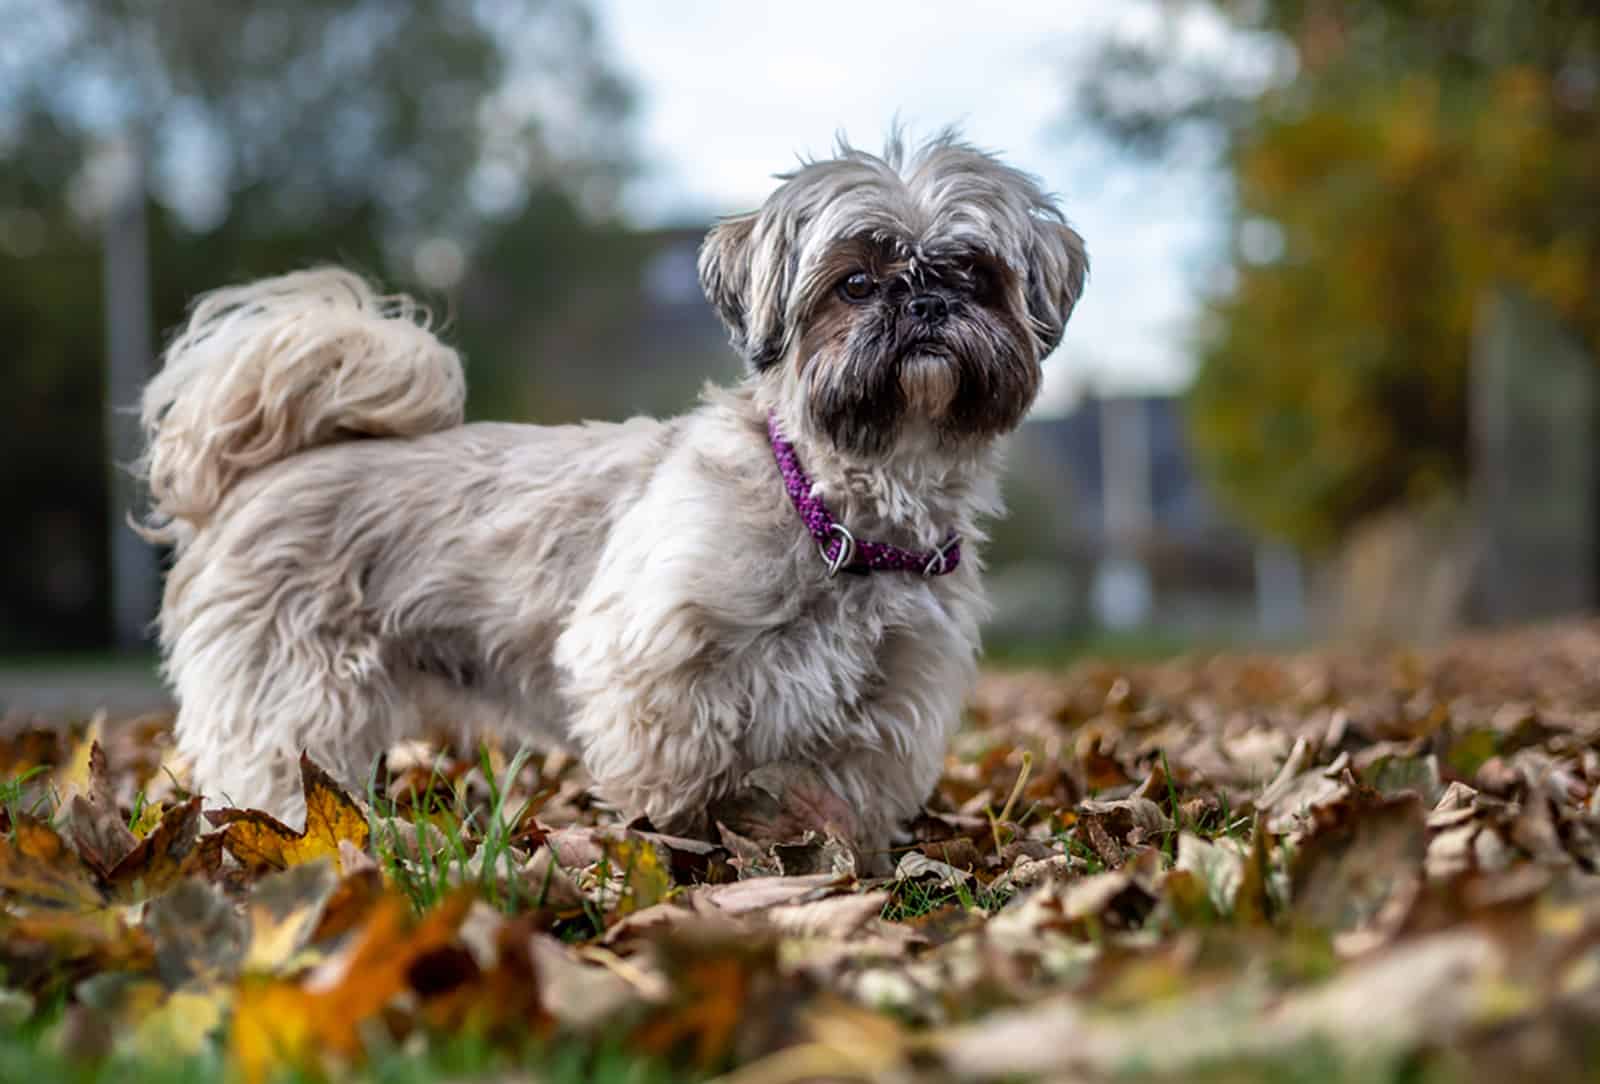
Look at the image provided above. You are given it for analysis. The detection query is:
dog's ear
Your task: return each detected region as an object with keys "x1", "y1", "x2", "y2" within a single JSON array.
[
  {"x1": 698, "y1": 211, "x2": 791, "y2": 370},
  {"x1": 1024, "y1": 219, "x2": 1088, "y2": 358}
]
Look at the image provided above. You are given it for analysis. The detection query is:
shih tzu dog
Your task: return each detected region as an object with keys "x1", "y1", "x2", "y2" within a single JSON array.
[{"x1": 136, "y1": 131, "x2": 1087, "y2": 855}]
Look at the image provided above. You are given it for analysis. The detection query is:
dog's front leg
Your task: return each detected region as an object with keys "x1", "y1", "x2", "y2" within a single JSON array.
[
  {"x1": 553, "y1": 495, "x2": 751, "y2": 834},
  {"x1": 806, "y1": 619, "x2": 979, "y2": 871},
  {"x1": 803, "y1": 739, "x2": 946, "y2": 876},
  {"x1": 555, "y1": 618, "x2": 745, "y2": 834}
]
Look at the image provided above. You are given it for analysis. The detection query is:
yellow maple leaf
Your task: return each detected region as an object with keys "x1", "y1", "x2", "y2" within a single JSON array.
[
  {"x1": 211, "y1": 755, "x2": 370, "y2": 874},
  {"x1": 229, "y1": 892, "x2": 472, "y2": 1083}
]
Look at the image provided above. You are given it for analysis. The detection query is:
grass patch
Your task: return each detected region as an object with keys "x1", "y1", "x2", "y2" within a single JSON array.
[
  {"x1": 981, "y1": 628, "x2": 1227, "y2": 669},
  {"x1": 366, "y1": 746, "x2": 551, "y2": 915},
  {"x1": 1121, "y1": 1038, "x2": 1452, "y2": 1084},
  {"x1": 1, "y1": 765, "x2": 51, "y2": 824},
  {"x1": 881, "y1": 874, "x2": 1013, "y2": 923},
  {"x1": 0, "y1": 1025, "x2": 694, "y2": 1084}
]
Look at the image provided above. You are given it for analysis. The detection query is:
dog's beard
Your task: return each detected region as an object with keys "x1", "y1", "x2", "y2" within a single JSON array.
[
  {"x1": 899, "y1": 355, "x2": 958, "y2": 419},
  {"x1": 798, "y1": 300, "x2": 1040, "y2": 457}
]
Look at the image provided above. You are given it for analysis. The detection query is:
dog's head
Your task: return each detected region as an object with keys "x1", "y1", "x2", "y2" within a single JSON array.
[{"x1": 699, "y1": 130, "x2": 1087, "y2": 455}]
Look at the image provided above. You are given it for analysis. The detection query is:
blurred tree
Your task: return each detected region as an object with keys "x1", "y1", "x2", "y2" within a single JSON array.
[
  {"x1": 1078, "y1": 0, "x2": 1600, "y2": 548},
  {"x1": 0, "y1": 0, "x2": 636, "y2": 651}
]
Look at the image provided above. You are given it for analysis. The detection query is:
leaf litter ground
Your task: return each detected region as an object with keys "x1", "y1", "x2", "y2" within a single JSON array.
[{"x1": 6, "y1": 623, "x2": 1600, "y2": 1082}]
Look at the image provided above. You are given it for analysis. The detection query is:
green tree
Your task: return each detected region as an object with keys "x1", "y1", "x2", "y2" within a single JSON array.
[
  {"x1": 0, "y1": 0, "x2": 636, "y2": 650},
  {"x1": 1079, "y1": 0, "x2": 1600, "y2": 548}
]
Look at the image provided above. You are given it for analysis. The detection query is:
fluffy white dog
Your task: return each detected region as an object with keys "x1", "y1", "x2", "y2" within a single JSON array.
[{"x1": 136, "y1": 132, "x2": 1086, "y2": 854}]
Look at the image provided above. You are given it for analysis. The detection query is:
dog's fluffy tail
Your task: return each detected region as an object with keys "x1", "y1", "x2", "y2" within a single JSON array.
[{"x1": 136, "y1": 267, "x2": 465, "y2": 546}]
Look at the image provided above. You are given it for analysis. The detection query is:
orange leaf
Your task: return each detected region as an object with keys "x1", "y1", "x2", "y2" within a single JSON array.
[
  {"x1": 0, "y1": 814, "x2": 107, "y2": 911},
  {"x1": 632, "y1": 953, "x2": 750, "y2": 1068},
  {"x1": 229, "y1": 892, "x2": 473, "y2": 1083},
  {"x1": 211, "y1": 755, "x2": 370, "y2": 874}
]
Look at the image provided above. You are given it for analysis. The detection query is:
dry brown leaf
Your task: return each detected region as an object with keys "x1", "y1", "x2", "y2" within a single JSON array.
[
  {"x1": 761, "y1": 892, "x2": 891, "y2": 938},
  {"x1": 1291, "y1": 793, "x2": 1427, "y2": 950},
  {"x1": 693, "y1": 874, "x2": 850, "y2": 916},
  {"x1": 532, "y1": 935, "x2": 651, "y2": 1029},
  {"x1": 66, "y1": 743, "x2": 137, "y2": 876},
  {"x1": 105, "y1": 797, "x2": 213, "y2": 902},
  {"x1": 631, "y1": 930, "x2": 793, "y2": 1069},
  {"x1": 894, "y1": 852, "x2": 974, "y2": 888}
]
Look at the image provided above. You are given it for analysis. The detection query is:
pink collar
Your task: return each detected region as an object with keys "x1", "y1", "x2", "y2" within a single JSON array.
[{"x1": 767, "y1": 414, "x2": 962, "y2": 579}]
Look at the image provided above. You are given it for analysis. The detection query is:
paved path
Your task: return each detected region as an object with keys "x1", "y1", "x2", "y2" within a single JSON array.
[{"x1": 0, "y1": 663, "x2": 173, "y2": 719}]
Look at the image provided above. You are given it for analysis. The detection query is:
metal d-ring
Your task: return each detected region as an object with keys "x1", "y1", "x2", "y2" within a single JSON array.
[
  {"x1": 923, "y1": 534, "x2": 960, "y2": 577},
  {"x1": 819, "y1": 523, "x2": 857, "y2": 578}
]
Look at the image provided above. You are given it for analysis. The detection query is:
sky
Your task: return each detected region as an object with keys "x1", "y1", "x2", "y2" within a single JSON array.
[{"x1": 592, "y1": 1, "x2": 1236, "y2": 414}]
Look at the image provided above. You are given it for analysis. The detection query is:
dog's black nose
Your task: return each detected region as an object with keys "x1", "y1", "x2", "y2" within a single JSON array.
[{"x1": 906, "y1": 294, "x2": 948, "y2": 324}]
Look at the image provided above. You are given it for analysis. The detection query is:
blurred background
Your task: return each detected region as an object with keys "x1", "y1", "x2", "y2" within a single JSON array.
[{"x1": 2, "y1": 0, "x2": 1597, "y2": 708}]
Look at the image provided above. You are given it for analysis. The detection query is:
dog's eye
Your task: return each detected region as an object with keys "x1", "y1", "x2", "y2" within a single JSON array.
[{"x1": 838, "y1": 272, "x2": 877, "y2": 302}]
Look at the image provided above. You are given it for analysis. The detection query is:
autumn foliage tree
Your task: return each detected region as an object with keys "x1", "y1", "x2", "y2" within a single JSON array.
[{"x1": 1081, "y1": 0, "x2": 1600, "y2": 548}]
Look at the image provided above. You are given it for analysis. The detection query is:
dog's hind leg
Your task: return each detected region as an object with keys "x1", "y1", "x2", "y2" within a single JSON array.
[{"x1": 162, "y1": 542, "x2": 407, "y2": 823}]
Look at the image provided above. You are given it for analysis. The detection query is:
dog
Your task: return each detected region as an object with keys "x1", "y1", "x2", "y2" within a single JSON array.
[{"x1": 136, "y1": 130, "x2": 1087, "y2": 855}]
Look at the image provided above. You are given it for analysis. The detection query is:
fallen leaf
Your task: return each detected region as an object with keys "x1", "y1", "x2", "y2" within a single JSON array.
[
  {"x1": 241, "y1": 861, "x2": 340, "y2": 974},
  {"x1": 710, "y1": 764, "x2": 863, "y2": 852},
  {"x1": 1175, "y1": 832, "x2": 1245, "y2": 916},
  {"x1": 604, "y1": 836, "x2": 674, "y2": 917},
  {"x1": 209, "y1": 755, "x2": 370, "y2": 874},
  {"x1": 894, "y1": 852, "x2": 974, "y2": 888},
  {"x1": 66, "y1": 743, "x2": 137, "y2": 876},
  {"x1": 693, "y1": 874, "x2": 850, "y2": 917},
  {"x1": 144, "y1": 879, "x2": 248, "y2": 987},
  {"x1": 762, "y1": 892, "x2": 891, "y2": 938},
  {"x1": 0, "y1": 813, "x2": 107, "y2": 911},
  {"x1": 772, "y1": 833, "x2": 857, "y2": 877},
  {"x1": 1291, "y1": 793, "x2": 1427, "y2": 950},
  {"x1": 631, "y1": 929, "x2": 792, "y2": 1069},
  {"x1": 104, "y1": 797, "x2": 211, "y2": 902},
  {"x1": 531, "y1": 935, "x2": 648, "y2": 1029},
  {"x1": 129, "y1": 988, "x2": 226, "y2": 1061},
  {"x1": 51, "y1": 714, "x2": 105, "y2": 804},
  {"x1": 230, "y1": 891, "x2": 472, "y2": 1082}
]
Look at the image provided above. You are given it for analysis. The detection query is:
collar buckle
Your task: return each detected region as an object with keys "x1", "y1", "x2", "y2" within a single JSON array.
[
  {"x1": 819, "y1": 523, "x2": 858, "y2": 578},
  {"x1": 922, "y1": 534, "x2": 960, "y2": 578}
]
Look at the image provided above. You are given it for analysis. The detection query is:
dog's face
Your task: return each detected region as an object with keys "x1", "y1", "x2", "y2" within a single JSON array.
[{"x1": 699, "y1": 132, "x2": 1087, "y2": 455}]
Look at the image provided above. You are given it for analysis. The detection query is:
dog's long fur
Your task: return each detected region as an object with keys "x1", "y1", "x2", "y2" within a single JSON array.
[{"x1": 138, "y1": 132, "x2": 1086, "y2": 850}]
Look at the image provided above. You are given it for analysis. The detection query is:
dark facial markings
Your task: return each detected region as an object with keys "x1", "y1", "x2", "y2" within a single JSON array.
[{"x1": 801, "y1": 241, "x2": 1042, "y2": 455}]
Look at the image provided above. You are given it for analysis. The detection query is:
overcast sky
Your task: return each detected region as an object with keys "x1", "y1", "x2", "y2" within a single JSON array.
[{"x1": 592, "y1": 1, "x2": 1234, "y2": 413}]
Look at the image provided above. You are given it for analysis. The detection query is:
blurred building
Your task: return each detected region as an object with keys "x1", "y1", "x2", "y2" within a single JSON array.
[
  {"x1": 1006, "y1": 396, "x2": 1266, "y2": 640},
  {"x1": 459, "y1": 224, "x2": 740, "y2": 423}
]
